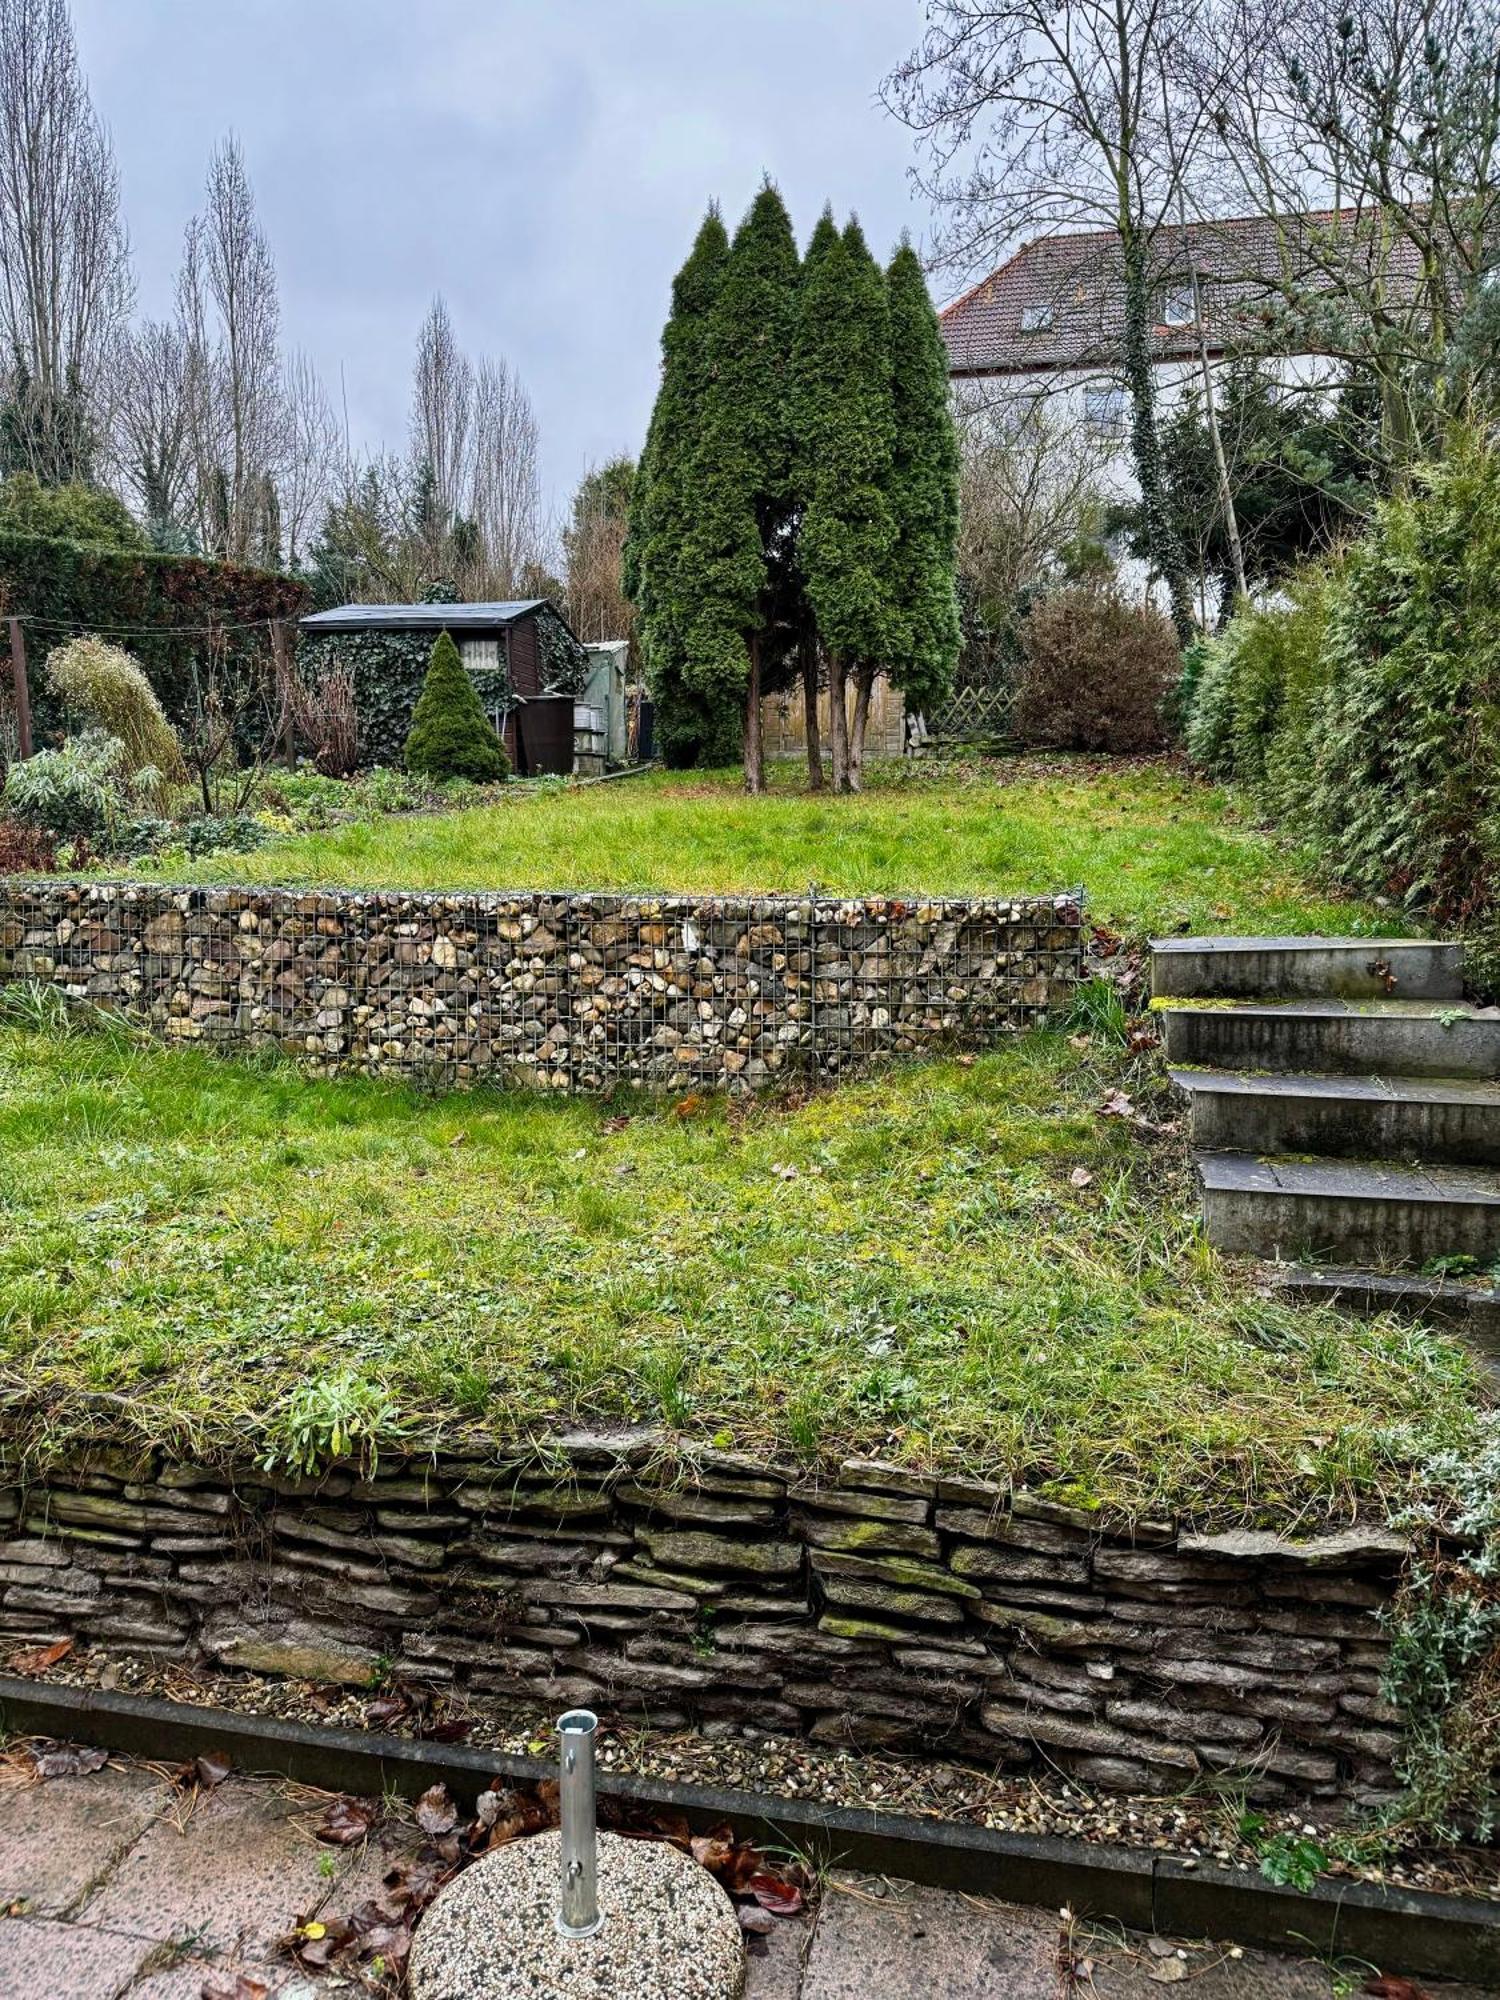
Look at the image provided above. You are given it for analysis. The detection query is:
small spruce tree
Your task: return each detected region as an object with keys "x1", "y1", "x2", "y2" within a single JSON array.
[{"x1": 403, "y1": 630, "x2": 510, "y2": 782}]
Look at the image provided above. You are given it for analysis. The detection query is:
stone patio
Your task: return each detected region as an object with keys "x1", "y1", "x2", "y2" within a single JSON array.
[{"x1": 0, "y1": 1754, "x2": 1489, "y2": 1999}]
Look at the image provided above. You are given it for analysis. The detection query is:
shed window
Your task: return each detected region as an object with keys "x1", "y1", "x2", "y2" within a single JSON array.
[{"x1": 462, "y1": 637, "x2": 501, "y2": 673}]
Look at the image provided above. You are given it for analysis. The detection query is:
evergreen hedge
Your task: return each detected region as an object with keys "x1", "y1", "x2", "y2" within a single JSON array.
[
  {"x1": 404, "y1": 631, "x2": 510, "y2": 783},
  {"x1": 0, "y1": 526, "x2": 305, "y2": 742},
  {"x1": 1184, "y1": 434, "x2": 1500, "y2": 964}
]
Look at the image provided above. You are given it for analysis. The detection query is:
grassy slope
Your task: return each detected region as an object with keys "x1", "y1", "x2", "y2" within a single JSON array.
[
  {"x1": 0, "y1": 1017, "x2": 1475, "y2": 1523},
  {"x1": 178, "y1": 758, "x2": 1403, "y2": 942}
]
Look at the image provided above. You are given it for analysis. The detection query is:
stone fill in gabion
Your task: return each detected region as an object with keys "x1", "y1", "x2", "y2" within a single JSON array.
[
  {"x1": 408, "y1": 1829, "x2": 744, "y2": 2000},
  {"x1": 0, "y1": 880, "x2": 1085, "y2": 1093}
]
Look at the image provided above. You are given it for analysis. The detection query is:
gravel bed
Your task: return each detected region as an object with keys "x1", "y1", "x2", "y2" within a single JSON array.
[{"x1": 14, "y1": 1644, "x2": 1499, "y2": 1908}]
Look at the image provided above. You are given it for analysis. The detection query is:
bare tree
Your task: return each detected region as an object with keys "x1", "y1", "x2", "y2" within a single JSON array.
[
  {"x1": 178, "y1": 136, "x2": 284, "y2": 560},
  {"x1": 279, "y1": 347, "x2": 337, "y2": 569},
  {"x1": 1202, "y1": 0, "x2": 1500, "y2": 472},
  {"x1": 409, "y1": 295, "x2": 473, "y2": 558},
  {"x1": 563, "y1": 455, "x2": 635, "y2": 647},
  {"x1": 0, "y1": 0, "x2": 132, "y2": 481},
  {"x1": 470, "y1": 354, "x2": 542, "y2": 595},
  {"x1": 955, "y1": 388, "x2": 1113, "y2": 610},
  {"x1": 884, "y1": 0, "x2": 1224, "y2": 639},
  {"x1": 109, "y1": 317, "x2": 194, "y2": 543}
]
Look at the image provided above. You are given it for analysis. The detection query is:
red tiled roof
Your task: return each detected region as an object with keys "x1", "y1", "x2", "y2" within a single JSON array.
[{"x1": 940, "y1": 211, "x2": 1422, "y2": 376}]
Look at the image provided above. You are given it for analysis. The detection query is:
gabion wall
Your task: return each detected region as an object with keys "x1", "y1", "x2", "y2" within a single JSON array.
[{"x1": 0, "y1": 882, "x2": 1085, "y2": 1092}]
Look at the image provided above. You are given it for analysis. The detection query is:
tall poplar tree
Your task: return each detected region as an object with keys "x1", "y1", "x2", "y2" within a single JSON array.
[
  {"x1": 795, "y1": 219, "x2": 897, "y2": 792},
  {"x1": 884, "y1": 239, "x2": 961, "y2": 739},
  {"x1": 624, "y1": 208, "x2": 740, "y2": 768},
  {"x1": 679, "y1": 182, "x2": 801, "y2": 792}
]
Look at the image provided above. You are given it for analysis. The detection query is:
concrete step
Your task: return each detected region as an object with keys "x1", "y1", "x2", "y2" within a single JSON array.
[
  {"x1": 1268, "y1": 1265, "x2": 1500, "y2": 1374},
  {"x1": 1170, "y1": 1068, "x2": 1500, "y2": 1164},
  {"x1": 1198, "y1": 1151, "x2": 1500, "y2": 1265},
  {"x1": 1151, "y1": 935, "x2": 1463, "y2": 1003},
  {"x1": 1160, "y1": 998, "x2": 1500, "y2": 1078}
]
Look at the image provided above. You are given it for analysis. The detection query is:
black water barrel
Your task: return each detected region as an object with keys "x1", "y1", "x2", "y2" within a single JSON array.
[{"x1": 517, "y1": 695, "x2": 574, "y2": 776}]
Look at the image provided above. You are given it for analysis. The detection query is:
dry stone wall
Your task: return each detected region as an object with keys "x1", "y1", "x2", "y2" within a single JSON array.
[
  {"x1": 0, "y1": 1440, "x2": 1408, "y2": 1805},
  {"x1": 0, "y1": 881, "x2": 1084, "y2": 1092}
]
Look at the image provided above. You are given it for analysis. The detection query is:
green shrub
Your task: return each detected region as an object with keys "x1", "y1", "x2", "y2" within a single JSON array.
[
  {"x1": 1, "y1": 730, "x2": 125, "y2": 841},
  {"x1": 0, "y1": 471, "x2": 145, "y2": 550},
  {"x1": 1013, "y1": 584, "x2": 1179, "y2": 754},
  {"x1": 403, "y1": 631, "x2": 510, "y2": 783},
  {"x1": 181, "y1": 811, "x2": 265, "y2": 858},
  {"x1": 1184, "y1": 433, "x2": 1500, "y2": 946},
  {"x1": 45, "y1": 636, "x2": 186, "y2": 798}
]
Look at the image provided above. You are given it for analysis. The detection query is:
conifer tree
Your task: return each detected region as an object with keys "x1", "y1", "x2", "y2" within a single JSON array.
[
  {"x1": 678, "y1": 182, "x2": 801, "y2": 792},
  {"x1": 624, "y1": 209, "x2": 740, "y2": 768},
  {"x1": 404, "y1": 630, "x2": 510, "y2": 782},
  {"x1": 884, "y1": 240, "x2": 961, "y2": 743},
  {"x1": 794, "y1": 218, "x2": 897, "y2": 792},
  {"x1": 791, "y1": 207, "x2": 843, "y2": 791}
]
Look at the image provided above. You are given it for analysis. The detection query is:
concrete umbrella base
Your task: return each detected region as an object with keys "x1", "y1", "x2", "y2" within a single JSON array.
[{"x1": 408, "y1": 1828, "x2": 745, "y2": 2000}]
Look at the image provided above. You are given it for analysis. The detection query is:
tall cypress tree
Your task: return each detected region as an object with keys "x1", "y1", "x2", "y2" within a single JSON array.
[
  {"x1": 794, "y1": 218, "x2": 897, "y2": 792},
  {"x1": 679, "y1": 182, "x2": 801, "y2": 793},
  {"x1": 790, "y1": 207, "x2": 843, "y2": 791},
  {"x1": 624, "y1": 208, "x2": 741, "y2": 768},
  {"x1": 884, "y1": 239, "x2": 961, "y2": 739}
]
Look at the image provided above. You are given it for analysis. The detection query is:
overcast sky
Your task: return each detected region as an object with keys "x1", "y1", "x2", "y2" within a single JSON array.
[{"x1": 70, "y1": 0, "x2": 933, "y2": 523}]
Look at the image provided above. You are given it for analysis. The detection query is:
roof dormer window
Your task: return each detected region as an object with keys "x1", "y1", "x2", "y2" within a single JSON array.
[
  {"x1": 1162, "y1": 284, "x2": 1197, "y2": 327},
  {"x1": 1019, "y1": 302, "x2": 1053, "y2": 332}
]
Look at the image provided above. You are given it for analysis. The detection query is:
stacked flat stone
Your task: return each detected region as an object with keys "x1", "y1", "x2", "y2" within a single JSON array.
[
  {"x1": 0, "y1": 882, "x2": 1085, "y2": 1094},
  {"x1": 0, "y1": 1437, "x2": 1418, "y2": 1806}
]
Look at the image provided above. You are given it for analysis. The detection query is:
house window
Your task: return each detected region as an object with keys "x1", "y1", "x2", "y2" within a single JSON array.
[
  {"x1": 1083, "y1": 384, "x2": 1128, "y2": 436},
  {"x1": 1161, "y1": 284, "x2": 1197, "y2": 327},
  {"x1": 1019, "y1": 302, "x2": 1053, "y2": 332}
]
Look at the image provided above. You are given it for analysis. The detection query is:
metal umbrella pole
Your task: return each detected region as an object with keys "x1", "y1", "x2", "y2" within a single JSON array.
[{"x1": 555, "y1": 1708, "x2": 603, "y2": 1939}]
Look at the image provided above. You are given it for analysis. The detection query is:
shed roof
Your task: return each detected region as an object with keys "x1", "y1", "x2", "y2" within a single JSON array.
[{"x1": 300, "y1": 600, "x2": 549, "y2": 634}]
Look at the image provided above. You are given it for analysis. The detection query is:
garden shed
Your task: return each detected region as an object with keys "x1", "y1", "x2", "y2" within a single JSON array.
[{"x1": 298, "y1": 599, "x2": 589, "y2": 771}]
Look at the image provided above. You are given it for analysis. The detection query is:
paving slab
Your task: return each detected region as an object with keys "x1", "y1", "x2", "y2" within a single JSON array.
[
  {"x1": 125, "y1": 1957, "x2": 319, "y2": 1999},
  {"x1": 0, "y1": 1912, "x2": 155, "y2": 1999},
  {"x1": 800, "y1": 1878, "x2": 1061, "y2": 1999},
  {"x1": 743, "y1": 1916, "x2": 808, "y2": 1999},
  {"x1": 0, "y1": 1761, "x2": 168, "y2": 1916},
  {"x1": 78, "y1": 1776, "x2": 348, "y2": 1959}
]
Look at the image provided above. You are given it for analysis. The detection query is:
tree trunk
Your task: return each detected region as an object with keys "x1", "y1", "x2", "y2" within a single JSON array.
[
  {"x1": 828, "y1": 655, "x2": 850, "y2": 793},
  {"x1": 801, "y1": 640, "x2": 824, "y2": 791},
  {"x1": 743, "y1": 635, "x2": 765, "y2": 795},
  {"x1": 1119, "y1": 225, "x2": 1195, "y2": 644},
  {"x1": 848, "y1": 664, "x2": 876, "y2": 793}
]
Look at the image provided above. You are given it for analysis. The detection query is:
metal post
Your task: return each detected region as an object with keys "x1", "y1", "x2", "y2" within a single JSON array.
[
  {"x1": 556, "y1": 1708, "x2": 602, "y2": 1939},
  {"x1": 7, "y1": 618, "x2": 32, "y2": 760}
]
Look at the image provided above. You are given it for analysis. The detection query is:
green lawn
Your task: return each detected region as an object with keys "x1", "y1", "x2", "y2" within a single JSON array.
[
  {"x1": 173, "y1": 756, "x2": 1404, "y2": 943},
  {"x1": 0, "y1": 1011, "x2": 1476, "y2": 1524}
]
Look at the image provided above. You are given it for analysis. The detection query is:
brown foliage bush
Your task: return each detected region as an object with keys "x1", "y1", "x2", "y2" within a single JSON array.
[
  {"x1": 1013, "y1": 584, "x2": 1179, "y2": 754},
  {"x1": 0, "y1": 818, "x2": 57, "y2": 874}
]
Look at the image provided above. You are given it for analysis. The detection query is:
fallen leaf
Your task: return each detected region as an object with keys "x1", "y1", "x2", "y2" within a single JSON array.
[
  {"x1": 748, "y1": 1871, "x2": 804, "y2": 1916},
  {"x1": 1363, "y1": 1980, "x2": 1433, "y2": 2000},
  {"x1": 1148, "y1": 1960, "x2": 1190, "y2": 1984},
  {"x1": 420, "y1": 1717, "x2": 472, "y2": 1744},
  {"x1": 415, "y1": 1782, "x2": 458, "y2": 1836},
  {"x1": 201, "y1": 1976, "x2": 269, "y2": 2000},
  {"x1": 8, "y1": 1639, "x2": 73, "y2": 1675},
  {"x1": 673, "y1": 1093, "x2": 707, "y2": 1119},
  {"x1": 31, "y1": 1744, "x2": 108, "y2": 1780},
  {"x1": 447, "y1": 1130, "x2": 468, "y2": 1147},
  {"x1": 1069, "y1": 1166, "x2": 1094, "y2": 1188},
  {"x1": 194, "y1": 1749, "x2": 232, "y2": 1789},
  {"x1": 364, "y1": 1692, "x2": 411, "y2": 1729},
  {"x1": 316, "y1": 1795, "x2": 379, "y2": 1846},
  {"x1": 1099, "y1": 1089, "x2": 1136, "y2": 1119}
]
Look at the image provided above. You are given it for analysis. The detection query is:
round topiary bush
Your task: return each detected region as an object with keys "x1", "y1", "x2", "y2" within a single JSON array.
[{"x1": 403, "y1": 631, "x2": 511, "y2": 784}]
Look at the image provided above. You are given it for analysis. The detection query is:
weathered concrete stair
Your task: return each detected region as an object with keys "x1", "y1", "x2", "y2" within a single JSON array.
[{"x1": 1153, "y1": 935, "x2": 1500, "y2": 1279}]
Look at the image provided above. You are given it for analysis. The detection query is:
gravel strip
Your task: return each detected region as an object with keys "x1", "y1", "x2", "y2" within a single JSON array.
[{"x1": 16, "y1": 1644, "x2": 1500, "y2": 1907}]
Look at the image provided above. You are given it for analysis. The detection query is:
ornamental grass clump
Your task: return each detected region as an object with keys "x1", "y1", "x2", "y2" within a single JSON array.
[
  {"x1": 403, "y1": 631, "x2": 510, "y2": 784},
  {"x1": 45, "y1": 636, "x2": 185, "y2": 805}
]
